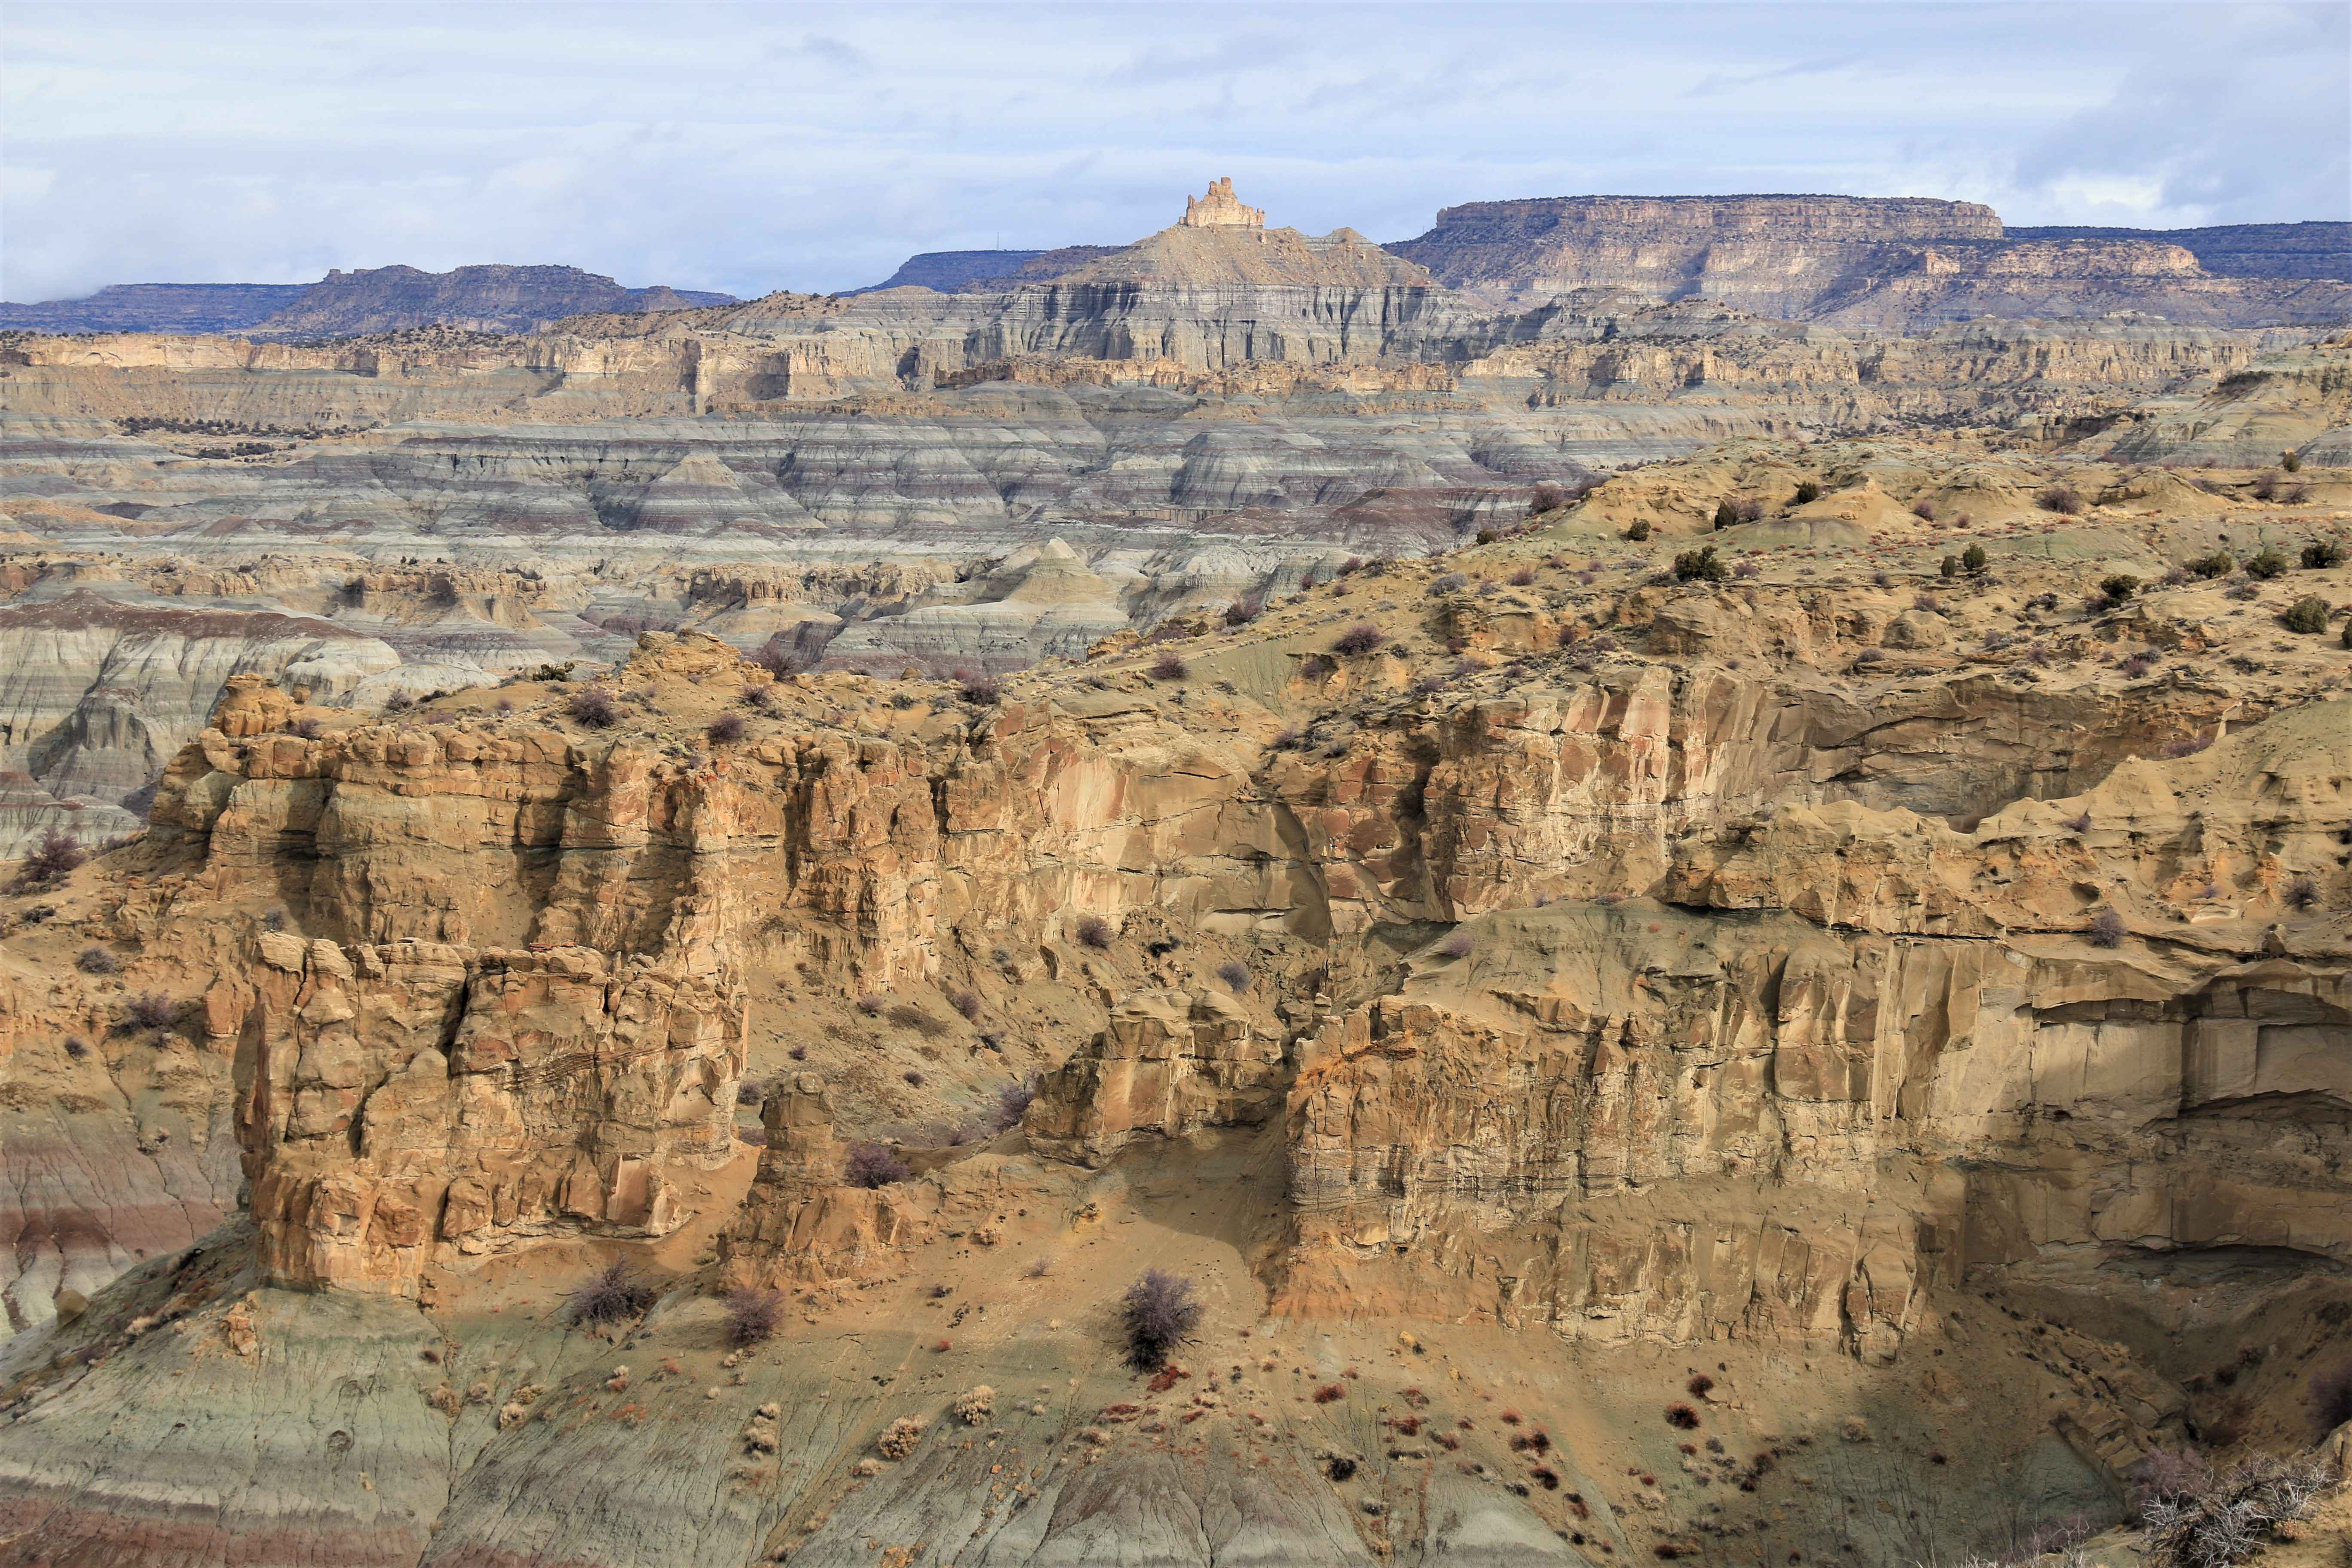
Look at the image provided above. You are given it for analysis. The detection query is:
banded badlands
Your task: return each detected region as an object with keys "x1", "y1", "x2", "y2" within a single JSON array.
[{"x1": 0, "y1": 181, "x2": 2347, "y2": 1568}]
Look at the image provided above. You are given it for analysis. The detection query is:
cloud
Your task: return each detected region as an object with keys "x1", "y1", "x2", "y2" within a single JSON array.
[{"x1": 3, "y1": 2, "x2": 2343, "y2": 304}]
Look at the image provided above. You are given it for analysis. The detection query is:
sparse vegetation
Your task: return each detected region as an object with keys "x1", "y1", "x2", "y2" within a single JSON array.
[
  {"x1": 1961, "y1": 543, "x2": 1988, "y2": 574},
  {"x1": 2244, "y1": 546, "x2": 2288, "y2": 580},
  {"x1": 567, "y1": 1258, "x2": 656, "y2": 1326},
  {"x1": 2099, "y1": 573, "x2": 2140, "y2": 604},
  {"x1": 1792, "y1": 481, "x2": 1822, "y2": 505},
  {"x1": 705, "y1": 712, "x2": 745, "y2": 744},
  {"x1": 950, "y1": 989, "x2": 982, "y2": 1020},
  {"x1": 723, "y1": 1288, "x2": 782, "y2": 1347},
  {"x1": 1671, "y1": 545, "x2": 1728, "y2": 583},
  {"x1": 1430, "y1": 572, "x2": 1468, "y2": 594},
  {"x1": 75, "y1": 946, "x2": 121, "y2": 975},
  {"x1": 992, "y1": 1076, "x2": 1037, "y2": 1132},
  {"x1": 6, "y1": 828, "x2": 86, "y2": 894},
  {"x1": 2301, "y1": 540, "x2": 2344, "y2": 570},
  {"x1": 2036, "y1": 484, "x2": 2083, "y2": 515},
  {"x1": 1911, "y1": 499, "x2": 1938, "y2": 521},
  {"x1": 1434, "y1": 931, "x2": 1473, "y2": 960},
  {"x1": 1332, "y1": 623, "x2": 1386, "y2": 656},
  {"x1": 1624, "y1": 520, "x2": 1652, "y2": 542},
  {"x1": 2190, "y1": 550, "x2": 2234, "y2": 579},
  {"x1": 956, "y1": 670, "x2": 1003, "y2": 705},
  {"x1": 1215, "y1": 959, "x2": 1252, "y2": 993},
  {"x1": 876, "y1": 1416, "x2": 926, "y2": 1459},
  {"x1": 954, "y1": 1384, "x2": 994, "y2": 1425},
  {"x1": 2089, "y1": 908, "x2": 2126, "y2": 948},
  {"x1": 1075, "y1": 914, "x2": 1113, "y2": 949},
  {"x1": 2285, "y1": 875, "x2": 2320, "y2": 911},
  {"x1": 567, "y1": 688, "x2": 619, "y2": 729},
  {"x1": 843, "y1": 1141, "x2": 912, "y2": 1188},
  {"x1": 2282, "y1": 595, "x2": 2331, "y2": 634},
  {"x1": 122, "y1": 992, "x2": 175, "y2": 1031},
  {"x1": 2138, "y1": 1452, "x2": 2329, "y2": 1568},
  {"x1": 1148, "y1": 651, "x2": 1188, "y2": 681},
  {"x1": 1120, "y1": 1269, "x2": 1201, "y2": 1372}
]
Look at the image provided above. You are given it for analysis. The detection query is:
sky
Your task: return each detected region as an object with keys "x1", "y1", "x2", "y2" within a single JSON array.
[{"x1": 3, "y1": 1, "x2": 2346, "y2": 303}]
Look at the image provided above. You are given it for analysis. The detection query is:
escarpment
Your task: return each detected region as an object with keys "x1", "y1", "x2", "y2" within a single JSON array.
[{"x1": 3, "y1": 432, "x2": 2349, "y2": 1566}]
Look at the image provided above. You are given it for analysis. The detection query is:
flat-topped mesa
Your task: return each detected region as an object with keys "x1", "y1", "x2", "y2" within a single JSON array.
[
  {"x1": 1436, "y1": 193, "x2": 2006, "y2": 244},
  {"x1": 1180, "y1": 176, "x2": 1265, "y2": 229}
]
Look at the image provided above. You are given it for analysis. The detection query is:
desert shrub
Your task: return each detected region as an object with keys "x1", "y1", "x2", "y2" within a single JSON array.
[
  {"x1": 1148, "y1": 652, "x2": 1187, "y2": 681},
  {"x1": 1531, "y1": 481, "x2": 1567, "y2": 513},
  {"x1": 854, "y1": 993, "x2": 885, "y2": 1016},
  {"x1": 567, "y1": 1258, "x2": 656, "y2": 1325},
  {"x1": 1025, "y1": 1254, "x2": 1053, "y2": 1278},
  {"x1": 956, "y1": 670, "x2": 1003, "y2": 705},
  {"x1": 1665, "y1": 1404, "x2": 1700, "y2": 1430},
  {"x1": 1073, "y1": 914, "x2": 1114, "y2": 949},
  {"x1": 1475, "y1": 527, "x2": 1498, "y2": 545},
  {"x1": 1961, "y1": 543, "x2": 1988, "y2": 574},
  {"x1": 1326, "y1": 1453, "x2": 1357, "y2": 1479},
  {"x1": 2309, "y1": 1357, "x2": 2352, "y2": 1436},
  {"x1": 2120, "y1": 652, "x2": 2156, "y2": 678},
  {"x1": 1333, "y1": 623, "x2": 1386, "y2": 656},
  {"x1": 955, "y1": 1384, "x2": 994, "y2": 1424},
  {"x1": 1672, "y1": 545, "x2": 1728, "y2": 583},
  {"x1": 62, "y1": 1036, "x2": 89, "y2": 1060},
  {"x1": 1430, "y1": 572, "x2": 1468, "y2": 594},
  {"x1": 75, "y1": 946, "x2": 121, "y2": 975},
  {"x1": 2301, "y1": 540, "x2": 2344, "y2": 569},
  {"x1": 705, "y1": 712, "x2": 745, "y2": 745},
  {"x1": 901, "y1": 1069, "x2": 925, "y2": 1087},
  {"x1": 949, "y1": 989, "x2": 982, "y2": 1021},
  {"x1": 1433, "y1": 931, "x2": 1474, "y2": 960},
  {"x1": 2036, "y1": 484, "x2": 2083, "y2": 515},
  {"x1": 1940, "y1": 555, "x2": 1961, "y2": 579},
  {"x1": 723, "y1": 1288, "x2": 782, "y2": 1348},
  {"x1": 567, "y1": 689, "x2": 619, "y2": 729},
  {"x1": 2139, "y1": 1452, "x2": 2329, "y2": 1568},
  {"x1": 2251, "y1": 471, "x2": 2279, "y2": 502},
  {"x1": 1223, "y1": 595, "x2": 1263, "y2": 627},
  {"x1": 2282, "y1": 595, "x2": 2331, "y2": 634},
  {"x1": 876, "y1": 1416, "x2": 925, "y2": 1459},
  {"x1": 1792, "y1": 480, "x2": 1822, "y2": 505},
  {"x1": 1914, "y1": 592, "x2": 1943, "y2": 614},
  {"x1": 2190, "y1": 550, "x2": 2234, "y2": 579},
  {"x1": 1121, "y1": 1269, "x2": 1201, "y2": 1371},
  {"x1": 1313, "y1": 1383, "x2": 1346, "y2": 1404},
  {"x1": 992, "y1": 1075, "x2": 1037, "y2": 1132},
  {"x1": 8, "y1": 828, "x2": 86, "y2": 894},
  {"x1": 843, "y1": 1141, "x2": 911, "y2": 1188},
  {"x1": 2286, "y1": 875, "x2": 2319, "y2": 911},
  {"x1": 122, "y1": 992, "x2": 175, "y2": 1030},
  {"x1": 2226, "y1": 582, "x2": 2260, "y2": 601},
  {"x1": 2089, "y1": 908, "x2": 2126, "y2": 948},
  {"x1": 736, "y1": 1079, "x2": 764, "y2": 1105},
  {"x1": 2100, "y1": 573, "x2": 2140, "y2": 603},
  {"x1": 1712, "y1": 499, "x2": 1740, "y2": 530},
  {"x1": 2280, "y1": 449, "x2": 2303, "y2": 473},
  {"x1": 2341, "y1": 618, "x2": 2351, "y2": 649},
  {"x1": 1508, "y1": 566, "x2": 1537, "y2": 586},
  {"x1": 1911, "y1": 499, "x2": 1938, "y2": 522},
  {"x1": 2245, "y1": 547, "x2": 2288, "y2": 579},
  {"x1": 1624, "y1": 520, "x2": 1652, "y2": 542}
]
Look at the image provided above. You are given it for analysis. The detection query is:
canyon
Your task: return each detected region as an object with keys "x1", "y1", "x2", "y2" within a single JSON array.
[{"x1": 0, "y1": 180, "x2": 2346, "y2": 1568}]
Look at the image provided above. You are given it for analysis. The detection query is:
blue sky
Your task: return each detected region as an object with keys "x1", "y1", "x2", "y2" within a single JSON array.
[{"x1": 4, "y1": 1, "x2": 2345, "y2": 302}]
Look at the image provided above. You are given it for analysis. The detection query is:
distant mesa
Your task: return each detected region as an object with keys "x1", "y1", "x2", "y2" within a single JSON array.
[
  {"x1": 1180, "y1": 176, "x2": 1265, "y2": 230},
  {"x1": 0, "y1": 263, "x2": 735, "y2": 338}
]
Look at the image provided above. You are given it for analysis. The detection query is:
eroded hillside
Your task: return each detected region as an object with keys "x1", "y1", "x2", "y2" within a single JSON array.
[{"x1": 1, "y1": 440, "x2": 2348, "y2": 1566}]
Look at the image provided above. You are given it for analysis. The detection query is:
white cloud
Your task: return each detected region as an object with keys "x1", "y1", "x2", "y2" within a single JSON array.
[{"x1": 3, "y1": 1, "x2": 2343, "y2": 303}]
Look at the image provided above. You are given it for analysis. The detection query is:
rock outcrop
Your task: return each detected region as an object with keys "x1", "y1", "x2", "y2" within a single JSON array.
[{"x1": 1391, "y1": 194, "x2": 2352, "y2": 328}]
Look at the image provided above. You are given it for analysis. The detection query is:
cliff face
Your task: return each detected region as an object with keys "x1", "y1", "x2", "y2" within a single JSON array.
[
  {"x1": 1392, "y1": 195, "x2": 2352, "y2": 328},
  {"x1": 2, "y1": 440, "x2": 2349, "y2": 1564}
]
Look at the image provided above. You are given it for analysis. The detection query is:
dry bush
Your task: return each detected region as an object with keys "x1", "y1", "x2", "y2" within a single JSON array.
[
  {"x1": 1434, "y1": 932, "x2": 1473, "y2": 960},
  {"x1": 876, "y1": 1417, "x2": 926, "y2": 1459},
  {"x1": 567, "y1": 689, "x2": 619, "y2": 729},
  {"x1": 705, "y1": 713, "x2": 745, "y2": 744},
  {"x1": 7, "y1": 828, "x2": 85, "y2": 894},
  {"x1": 2282, "y1": 595, "x2": 2331, "y2": 634},
  {"x1": 2089, "y1": 908, "x2": 2127, "y2": 948},
  {"x1": 2036, "y1": 484, "x2": 2083, "y2": 514},
  {"x1": 950, "y1": 989, "x2": 982, "y2": 1020},
  {"x1": 992, "y1": 1075, "x2": 1038, "y2": 1131},
  {"x1": 75, "y1": 946, "x2": 120, "y2": 975},
  {"x1": 1148, "y1": 652, "x2": 1188, "y2": 681},
  {"x1": 122, "y1": 992, "x2": 176, "y2": 1031},
  {"x1": 567, "y1": 1259, "x2": 656, "y2": 1326},
  {"x1": 2138, "y1": 1452, "x2": 2328, "y2": 1568},
  {"x1": 843, "y1": 1141, "x2": 911, "y2": 1188},
  {"x1": 956, "y1": 670, "x2": 1002, "y2": 705},
  {"x1": 1332, "y1": 623, "x2": 1386, "y2": 655},
  {"x1": 1215, "y1": 959, "x2": 1251, "y2": 993},
  {"x1": 955, "y1": 1385, "x2": 994, "y2": 1424},
  {"x1": 2245, "y1": 547, "x2": 2288, "y2": 579},
  {"x1": 1121, "y1": 1269, "x2": 1201, "y2": 1372},
  {"x1": 1074, "y1": 915, "x2": 1113, "y2": 949},
  {"x1": 1792, "y1": 481, "x2": 1823, "y2": 504},
  {"x1": 724, "y1": 1288, "x2": 781, "y2": 1348}
]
